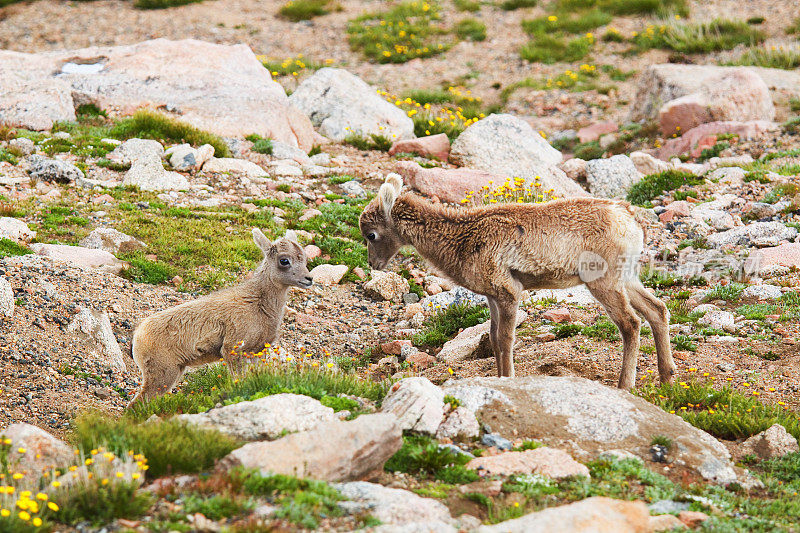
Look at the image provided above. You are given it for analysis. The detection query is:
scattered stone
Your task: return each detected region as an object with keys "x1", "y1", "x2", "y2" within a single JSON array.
[
  {"x1": 577, "y1": 121, "x2": 618, "y2": 143},
  {"x1": 657, "y1": 69, "x2": 774, "y2": 135},
  {"x1": 585, "y1": 155, "x2": 644, "y2": 198},
  {"x1": 630, "y1": 151, "x2": 673, "y2": 175},
  {"x1": 309, "y1": 152, "x2": 332, "y2": 166},
  {"x1": 80, "y1": 227, "x2": 145, "y2": 254},
  {"x1": 559, "y1": 157, "x2": 587, "y2": 181},
  {"x1": 0, "y1": 277, "x2": 13, "y2": 317},
  {"x1": 340, "y1": 179, "x2": 366, "y2": 197},
  {"x1": 202, "y1": 157, "x2": 267, "y2": 178},
  {"x1": 650, "y1": 514, "x2": 687, "y2": 532},
  {"x1": 335, "y1": 481, "x2": 455, "y2": 527},
  {"x1": 740, "y1": 424, "x2": 799, "y2": 460},
  {"x1": 107, "y1": 138, "x2": 164, "y2": 164},
  {"x1": 394, "y1": 161, "x2": 496, "y2": 203},
  {"x1": 381, "y1": 377, "x2": 445, "y2": 435},
  {"x1": 381, "y1": 339, "x2": 413, "y2": 355},
  {"x1": 270, "y1": 140, "x2": 311, "y2": 164},
  {"x1": 677, "y1": 511, "x2": 710, "y2": 528},
  {"x1": 420, "y1": 286, "x2": 487, "y2": 310},
  {"x1": 289, "y1": 68, "x2": 414, "y2": 141},
  {"x1": 436, "y1": 407, "x2": 480, "y2": 440},
  {"x1": 29, "y1": 156, "x2": 84, "y2": 183},
  {"x1": 741, "y1": 284, "x2": 782, "y2": 300},
  {"x1": 0, "y1": 423, "x2": 74, "y2": 480},
  {"x1": 707, "y1": 222, "x2": 797, "y2": 249},
  {"x1": 477, "y1": 497, "x2": 650, "y2": 533},
  {"x1": 123, "y1": 156, "x2": 190, "y2": 192},
  {"x1": 449, "y1": 114, "x2": 588, "y2": 198},
  {"x1": 365, "y1": 271, "x2": 410, "y2": 302},
  {"x1": 750, "y1": 243, "x2": 800, "y2": 272},
  {"x1": 467, "y1": 447, "x2": 590, "y2": 479},
  {"x1": 437, "y1": 310, "x2": 527, "y2": 362},
  {"x1": 405, "y1": 351, "x2": 437, "y2": 369},
  {"x1": 388, "y1": 133, "x2": 450, "y2": 161},
  {"x1": 698, "y1": 310, "x2": 735, "y2": 332},
  {"x1": 166, "y1": 143, "x2": 215, "y2": 170},
  {"x1": 0, "y1": 217, "x2": 36, "y2": 242},
  {"x1": 542, "y1": 308, "x2": 571, "y2": 323},
  {"x1": 303, "y1": 244, "x2": 322, "y2": 260},
  {"x1": 657, "y1": 120, "x2": 778, "y2": 160},
  {"x1": 67, "y1": 306, "x2": 126, "y2": 371},
  {"x1": 310, "y1": 264, "x2": 349, "y2": 285},
  {"x1": 481, "y1": 433, "x2": 513, "y2": 451},
  {"x1": 30, "y1": 243, "x2": 123, "y2": 273},
  {"x1": 178, "y1": 394, "x2": 336, "y2": 441},
  {"x1": 9, "y1": 137, "x2": 34, "y2": 155},
  {"x1": 219, "y1": 413, "x2": 402, "y2": 481}
]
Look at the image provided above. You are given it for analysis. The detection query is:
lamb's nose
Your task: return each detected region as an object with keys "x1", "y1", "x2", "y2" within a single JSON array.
[{"x1": 305, "y1": 276, "x2": 313, "y2": 284}]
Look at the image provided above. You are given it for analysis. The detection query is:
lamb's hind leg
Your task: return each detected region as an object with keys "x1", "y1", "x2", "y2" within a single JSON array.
[
  {"x1": 131, "y1": 356, "x2": 184, "y2": 405},
  {"x1": 626, "y1": 281, "x2": 676, "y2": 383},
  {"x1": 586, "y1": 282, "x2": 641, "y2": 389}
]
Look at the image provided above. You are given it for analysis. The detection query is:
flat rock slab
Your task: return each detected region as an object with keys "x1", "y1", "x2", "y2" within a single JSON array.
[
  {"x1": 477, "y1": 496, "x2": 651, "y2": 533},
  {"x1": 177, "y1": 393, "x2": 336, "y2": 441},
  {"x1": 219, "y1": 413, "x2": 402, "y2": 482},
  {"x1": 441, "y1": 376, "x2": 745, "y2": 485},
  {"x1": 466, "y1": 447, "x2": 590, "y2": 479},
  {"x1": 0, "y1": 38, "x2": 315, "y2": 150},
  {"x1": 30, "y1": 243, "x2": 123, "y2": 273},
  {"x1": 334, "y1": 481, "x2": 455, "y2": 528}
]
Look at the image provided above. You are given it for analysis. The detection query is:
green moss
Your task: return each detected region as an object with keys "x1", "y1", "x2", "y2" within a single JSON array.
[
  {"x1": 110, "y1": 110, "x2": 230, "y2": 157},
  {"x1": 278, "y1": 0, "x2": 331, "y2": 21},
  {"x1": 0, "y1": 238, "x2": 32, "y2": 258},
  {"x1": 454, "y1": 17, "x2": 487, "y2": 41},
  {"x1": 626, "y1": 170, "x2": 703, "y2": 206}
]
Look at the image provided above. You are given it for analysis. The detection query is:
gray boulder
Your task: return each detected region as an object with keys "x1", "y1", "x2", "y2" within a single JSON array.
[
  {"x1": 67, "y1": 307, "x2": 126, "y2": 372},
  {"x1": 585, "y1": 155, "x2": 644, "y2": 198},
  {"x1": 381, "y1": 377, "x2": 445, "y2": 435},
  {"x1": 442, "y1": 376, "x2": 749, "y2": 485},
  {"x1": 80, "y1": 227, "x2": 145, "y2": 254},
  {"x1": 289, "y1": 68, "x2": 414, "y2": 142},
  {"x1": 29, "y1": 156, "x2": 84, "y2": 183},
  {"x1": 707, "y1": 222, "x2": 797, "y2": 248},
  {"x1": 449, "y1": 114, "x2": 588, "y2": 198},
  {"x1": 335, "y1": 481, "x2": 456, "y2": 529},
  {"x1": 177, "y1": 394, "x2": 336, "y2": 441}
]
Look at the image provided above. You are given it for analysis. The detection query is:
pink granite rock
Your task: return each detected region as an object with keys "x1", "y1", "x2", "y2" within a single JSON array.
[{"x1": 389, "y1": 133, "x2": 450, "y2": 161}]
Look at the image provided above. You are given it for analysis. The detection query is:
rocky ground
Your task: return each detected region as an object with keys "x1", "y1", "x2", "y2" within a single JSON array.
[{"x1": 1, "y1": 0, "x2": 800, "y2": 531}]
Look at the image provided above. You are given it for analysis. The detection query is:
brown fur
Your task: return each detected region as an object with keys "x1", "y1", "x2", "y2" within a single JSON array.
[
  {"x1": 128, "y1": 229, "x2": 312, "y2": 404},
  {"x1": 360, "y1": 175, "x2": 675, "y2": 389}
]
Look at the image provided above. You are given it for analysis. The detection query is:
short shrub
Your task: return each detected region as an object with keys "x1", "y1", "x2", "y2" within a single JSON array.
[
  {"x1": 344, "y1": 133, "x2": 393, "y2": 152},
  {"x1": 729, "y1": 46, "x2": 800, "y2": 70},
  {"x1": 110, "y1": 110, "x2": 230, "y2": 157},
  {"x1": 278, "y1": 0, "x2": 331, "y2": 21},
  {"x1": 573, "y1": 140, "x2": 604, "y2": 160},
  {"x1": 385, "y1": 435, "x2": 477, "y2": 483},
  {"x1": 413, "y1": 302, "x2": 489, "y2": 347},
  {"x1": 53, "y1": 480, "x2": 153, "y2": 526},
  {"x1": 245, "y1": 134, "x2": 274, "y2": 155},
  {"x1": 626, "y1": 170, "x2": 703, "y2": 206},
  {"x1": 633, "y1": 19, "x2": 765, "y2": 54},
  {"x1": 552, "y1": 323, "x2": 582, "y2": 339},
  {"x1": 454, "y1": 18, "x2": 487, "y2": 41},
  {"x1": 522, "y1": 10, "x2": 611, "y2": 35},
  {"x1": 671, "y1": 334, "x2": 697, "y2": 352},
  {"x1": 182, "y1": 493, "x2": 254, "y2": 521}
]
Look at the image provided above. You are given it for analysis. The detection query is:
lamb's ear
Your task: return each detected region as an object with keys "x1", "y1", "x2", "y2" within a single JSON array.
[
  {"x1": 252, "y1": 227, "x2": 272, "y2": 255},
  {"x1": 385, "y1": 173, "x2": 403, "y2": 194},
  {"x1": 284, "y1": 229, "x2": 299, "y2": 243}
]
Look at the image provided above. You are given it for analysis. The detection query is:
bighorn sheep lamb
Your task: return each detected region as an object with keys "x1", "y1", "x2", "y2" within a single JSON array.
[
  {"x1": 359, "y1": 175, "x2": 675, "y2": 389},
  {"x1": 129, "y1": 228, "x2": 312, "y2": 403}
]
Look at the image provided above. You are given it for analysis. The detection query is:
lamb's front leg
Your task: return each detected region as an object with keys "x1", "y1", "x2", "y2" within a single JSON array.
[
  {"x1": 486, "y1": 296, "x2": 504, "y2": 376},
  {"x1": 495, "y1": 296, "x2": 521, "y2": 378}
]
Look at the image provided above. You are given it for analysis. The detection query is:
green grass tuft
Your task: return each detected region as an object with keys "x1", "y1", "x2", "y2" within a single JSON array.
[
  {"x1": 278, "y1": 0, "x2": 331, "y2": 21},
  {"x1": 0, "y1": 238, "x2": 32, "y2": 258},
  {"x1": 454, "y1": 17, "x2": 487, "y2": 41},
  {"x1": 385, "y1": 435, "x2": 478, "y2": 483},
  {"x1": 520, "y1": 33, "x2": 593, "y2": 63},
  {"x1": 633, "y1": 19, "x2": 765, "y2": 54},
  {"x1": 500, "y1": 0, "x2": 537, "y2": 10},
  {"x1": 413, "y1": 302, "x2": 489, "y2": 347},
  {"x1": 626, "y1": 170, "x2": 703, "y2": 206},
  {"x1": 134, "y1": 0, "x2": 203, "y2": 9},
  {"x1": 110, "y1": 110, "x2": 230, "y2": 157},
  {"x1": 70, "y1": 411, "x2": 241, "y2": 479},
  {"x1": 728, "y1": 46, "x2": 800, "y2": 70}
]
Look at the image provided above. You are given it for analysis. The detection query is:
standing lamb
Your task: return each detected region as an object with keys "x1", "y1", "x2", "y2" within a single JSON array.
[
  {"x1": 129, "y1": 228, "x2": 312, "y2": 403},
  {"x1": 359, "y1": 175, "x2": 675, "y2": 389}
]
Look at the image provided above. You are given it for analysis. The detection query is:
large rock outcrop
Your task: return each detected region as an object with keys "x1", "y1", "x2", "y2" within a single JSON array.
[
  {"x1": 0, "y1": 39, "x2": 316, "y2": 150},
  {"x1": 441, "y1": 376, "x2": 749, "y2": 485},
  {"x1": 289, "y1": 67, "x2": 414, "y2": 142}
]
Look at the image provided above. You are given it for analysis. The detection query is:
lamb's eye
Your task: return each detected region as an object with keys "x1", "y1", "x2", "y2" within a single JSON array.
[
  {"x1": 367, "y1": 232, "x2": 377, "y2": 241},
  {"x1": 279, "y1": 258, "x2": 290, "y2": 266}
]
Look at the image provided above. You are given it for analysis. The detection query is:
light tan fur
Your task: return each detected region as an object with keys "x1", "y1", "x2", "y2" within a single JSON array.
[
  {"x1": 360, "y1": 175, "x2": 675, "y2": 389},
  {"x1": 129, "y1": 228, "x2": 312, "y2": 404}
]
